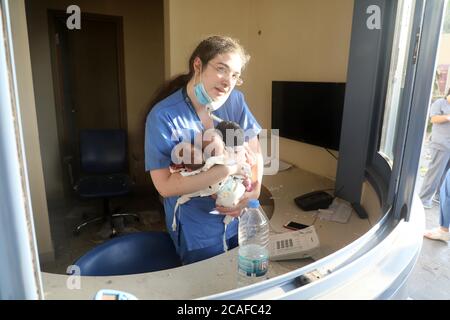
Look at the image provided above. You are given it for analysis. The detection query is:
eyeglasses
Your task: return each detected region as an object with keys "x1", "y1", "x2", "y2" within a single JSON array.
[{"x1": 208, "y1": 63, "x2": 243, "y2": 86}]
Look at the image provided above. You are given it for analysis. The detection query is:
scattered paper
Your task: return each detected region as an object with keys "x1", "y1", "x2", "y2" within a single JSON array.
[{"x1": 318, "y1": 197, "x2": 352, "y2": 224}]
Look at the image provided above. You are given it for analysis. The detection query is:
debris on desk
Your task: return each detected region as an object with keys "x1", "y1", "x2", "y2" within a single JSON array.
[
  {"x1": 295, "y1": 269, "x2": 325, "y2": 286},
  {"x1": 268, "y1": 185, "x2": 284, "y2": 192},
  {"x1": 318, "y1": 198, "x2": 352, "y2": 224}
]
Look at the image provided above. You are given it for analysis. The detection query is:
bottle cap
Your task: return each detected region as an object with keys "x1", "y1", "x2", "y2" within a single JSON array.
[{"x1": 248, "y1": 199, "x2": 260, "y2": 208}]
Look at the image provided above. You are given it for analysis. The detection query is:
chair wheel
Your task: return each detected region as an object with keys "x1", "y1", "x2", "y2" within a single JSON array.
[{"x1": 110, "y1": 229, "x2": 118, "y2": 238}]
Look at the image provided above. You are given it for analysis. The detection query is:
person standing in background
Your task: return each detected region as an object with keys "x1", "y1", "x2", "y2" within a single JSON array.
[{"x1": 420, "y1": 88, "x2": 450, "y2": 209}]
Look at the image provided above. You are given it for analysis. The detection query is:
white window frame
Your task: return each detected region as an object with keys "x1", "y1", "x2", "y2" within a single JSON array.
[{"x1": 0, "y1": 0, "x2": 43, "y2": 299}]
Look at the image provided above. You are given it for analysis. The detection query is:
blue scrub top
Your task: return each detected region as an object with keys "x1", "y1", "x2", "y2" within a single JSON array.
[{"x1": 145, "y1": 87, "x2": 261, "y2": 255}]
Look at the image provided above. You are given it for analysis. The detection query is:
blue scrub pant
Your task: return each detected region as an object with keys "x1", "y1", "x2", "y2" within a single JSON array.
[
  {"x1": 439, "y1": 169, "x2": 450, "y2": 229},
  {"x1": 180, "y1": 234, "x2": 239, "y2": 265}
]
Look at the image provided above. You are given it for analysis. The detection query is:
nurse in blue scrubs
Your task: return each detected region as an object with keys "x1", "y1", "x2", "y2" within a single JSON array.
[{"x1": 144, "y1": 36, "x2": 264, "y2": 264}]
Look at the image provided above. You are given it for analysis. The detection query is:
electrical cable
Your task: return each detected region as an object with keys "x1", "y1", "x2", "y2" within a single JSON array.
[{"x1": 325, "y1": 148, "x2": 338, "y2": 160}]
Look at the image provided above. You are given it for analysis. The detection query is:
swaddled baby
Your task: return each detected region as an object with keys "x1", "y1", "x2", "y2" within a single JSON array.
[
  {"x1": 169, "y1": 121, "x2": 255, "y2": 250},
  {"x1": 170, "y1": 120, "x2": 254, "y2": 209}
]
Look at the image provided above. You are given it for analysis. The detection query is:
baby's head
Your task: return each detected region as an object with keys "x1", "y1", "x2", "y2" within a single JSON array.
[
  {"x1": 182, "y1": 121, "x2": 245, "y2": 170},
  {"x1": 202, "y1": 121, "x2": 245, "y2": 160},
  {"x1": 215, "y1": 121, "x2": 246, "y2": 164},
  {"x1": 182, "y1": 129, "x2": 226, "y2": 170},
  {"x1": 177, "y1": 142, "x2": 204, "y2": 171},
  {"x1": 202, "y1": 129, "x2": 225, "y2": 158},
  {"x1": 215, "y1": 121, "x2": 244, "y2": 147}
]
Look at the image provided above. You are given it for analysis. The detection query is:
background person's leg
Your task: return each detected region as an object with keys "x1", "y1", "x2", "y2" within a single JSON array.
[
  {"x1": 420, "y1": 148, "x2": 449, "y2": 207},
  {"x1": 435, "y1": 154, "x2": 450, "y2": 202},
  {"x1": 439, "y1": 170, "x2": 450, "y2": 229},
  {"x1": 424, "y1": 169, "x2": 450, "y2": 242}
]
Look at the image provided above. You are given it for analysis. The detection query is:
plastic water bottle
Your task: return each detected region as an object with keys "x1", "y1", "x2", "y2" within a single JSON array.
[{"x1": 237, "y1": 199, "x2": 270, "y2": 287}]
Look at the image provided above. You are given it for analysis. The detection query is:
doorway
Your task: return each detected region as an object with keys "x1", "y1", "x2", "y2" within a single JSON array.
[{"x1": 48, "y1": 11, "x2": 128, "y2": 196}]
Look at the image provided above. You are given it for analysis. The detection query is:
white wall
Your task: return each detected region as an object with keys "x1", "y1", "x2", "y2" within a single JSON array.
[{"x1": 166, "y1": 0, "x2": 354, "y2": 179}]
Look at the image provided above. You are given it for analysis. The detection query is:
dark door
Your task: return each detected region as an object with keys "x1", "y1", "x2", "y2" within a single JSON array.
[{"x1": 50, "y1": 12, "x2": 127, "y2": 194}]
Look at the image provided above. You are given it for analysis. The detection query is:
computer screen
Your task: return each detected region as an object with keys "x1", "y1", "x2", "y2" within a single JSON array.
[{"x1": 271, "y1": 81, "x2": 345, "y2": 151}]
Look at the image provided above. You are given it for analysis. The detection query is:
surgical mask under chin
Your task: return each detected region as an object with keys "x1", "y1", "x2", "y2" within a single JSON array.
[
  {"x1": 194, "y1": 82, "x2": 223, "y2": 113},
  {"x1": 194, "y1": 82, "x2": 212, "y2": 105}
]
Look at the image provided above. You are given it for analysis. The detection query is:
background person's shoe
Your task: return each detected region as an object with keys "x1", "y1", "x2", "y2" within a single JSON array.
[{"x1": 424, "y1": 228, "x2": 450, "y2": 242}]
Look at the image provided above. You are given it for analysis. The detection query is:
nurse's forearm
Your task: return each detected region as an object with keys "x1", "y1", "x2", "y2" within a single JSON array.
[{"x1": 150, "y1": 165, "x2": 231, "y2": 198}]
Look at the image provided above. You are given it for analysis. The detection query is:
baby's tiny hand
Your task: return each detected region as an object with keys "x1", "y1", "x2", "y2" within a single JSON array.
[
  {"x1": 228, "y1": 162, "x2": 250, "y2": 177},
  {"x1": 243, "y1": 177, "x2": 253, "y2": 192}
]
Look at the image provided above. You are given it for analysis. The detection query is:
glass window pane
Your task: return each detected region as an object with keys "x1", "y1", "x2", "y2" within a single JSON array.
[{"x1": 379, "y1": 0, "x2": 416, "y2": 164}]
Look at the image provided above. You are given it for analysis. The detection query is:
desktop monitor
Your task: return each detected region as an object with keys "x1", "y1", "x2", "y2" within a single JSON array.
[{"x1": 271, "y1": 81, "x2": 345, "y2": 151}]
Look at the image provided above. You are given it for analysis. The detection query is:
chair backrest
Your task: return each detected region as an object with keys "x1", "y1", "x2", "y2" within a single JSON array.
[
  {"x1": 80, "y1": 129, "x2": 127, "y2": 174},
  {"x1": 72, "y1": 232, "x2": 181, "y2": 276}
]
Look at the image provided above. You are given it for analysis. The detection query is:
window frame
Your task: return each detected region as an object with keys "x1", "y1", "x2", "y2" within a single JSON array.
[
  {"x1": 335, "y1": 0, "x2": 399, "y2": 206},
  {"x1": 391, "y1": 0, "x2": 448, "y2": 221},
  {"x1": 371, "y1": 0, "x2": 425, "y2": 213},
  {"x1": 0, "y1": 0, "x2": 446, "y2": 299},
  {"x1": 336, "y1": 0, "x2": 445, "y2": 223},
  {"x1": 0, "y1": 0, "x2": 43, "y2": 299}
]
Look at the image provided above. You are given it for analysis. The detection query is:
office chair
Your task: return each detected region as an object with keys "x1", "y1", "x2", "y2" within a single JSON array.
[
  {"x1": 71, "y1": 231, "x2": 182, "y2": 276},
  {"x1": 73, "y1": 129, "x2": 139, "y2": 236}
]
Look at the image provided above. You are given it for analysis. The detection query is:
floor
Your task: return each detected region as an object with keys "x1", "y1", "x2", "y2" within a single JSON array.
[
  {"x1": 41, "y1": 186, "x2": 167, "y2": 274},
  {"x1": 406, "y1": 138, "x2": 450, "y2": 300}
]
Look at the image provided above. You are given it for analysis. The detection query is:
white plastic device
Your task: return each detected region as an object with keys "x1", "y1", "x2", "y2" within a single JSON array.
[
  {"x1": 94, "y1": 289, "x2": 138, "y2": 300},
  {"x1": 269, "y1": 226, "x2": 320, "y2": 261}
]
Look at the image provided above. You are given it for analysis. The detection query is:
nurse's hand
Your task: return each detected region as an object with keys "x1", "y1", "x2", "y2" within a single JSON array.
[
  {"x1": 215, "y1": 182, "x2": 261, "y2": 217},
  {"x1": 215, "y1": 206, "x2": 242, "y2": 218}
]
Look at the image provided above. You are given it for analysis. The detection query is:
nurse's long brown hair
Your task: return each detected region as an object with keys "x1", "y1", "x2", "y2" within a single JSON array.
[{"x1": 146, "y1": 36, "x2": 250, "y2": 115}]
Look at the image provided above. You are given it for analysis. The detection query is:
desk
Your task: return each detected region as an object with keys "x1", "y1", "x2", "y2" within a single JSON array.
[{"x1": 42, "y1": 166, "x2": 373, "y2": 299}]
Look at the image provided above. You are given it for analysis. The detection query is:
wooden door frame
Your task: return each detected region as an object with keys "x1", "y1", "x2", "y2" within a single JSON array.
[{"x1": 47, "y1": 10, "x2": 128, "y2": 194}]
